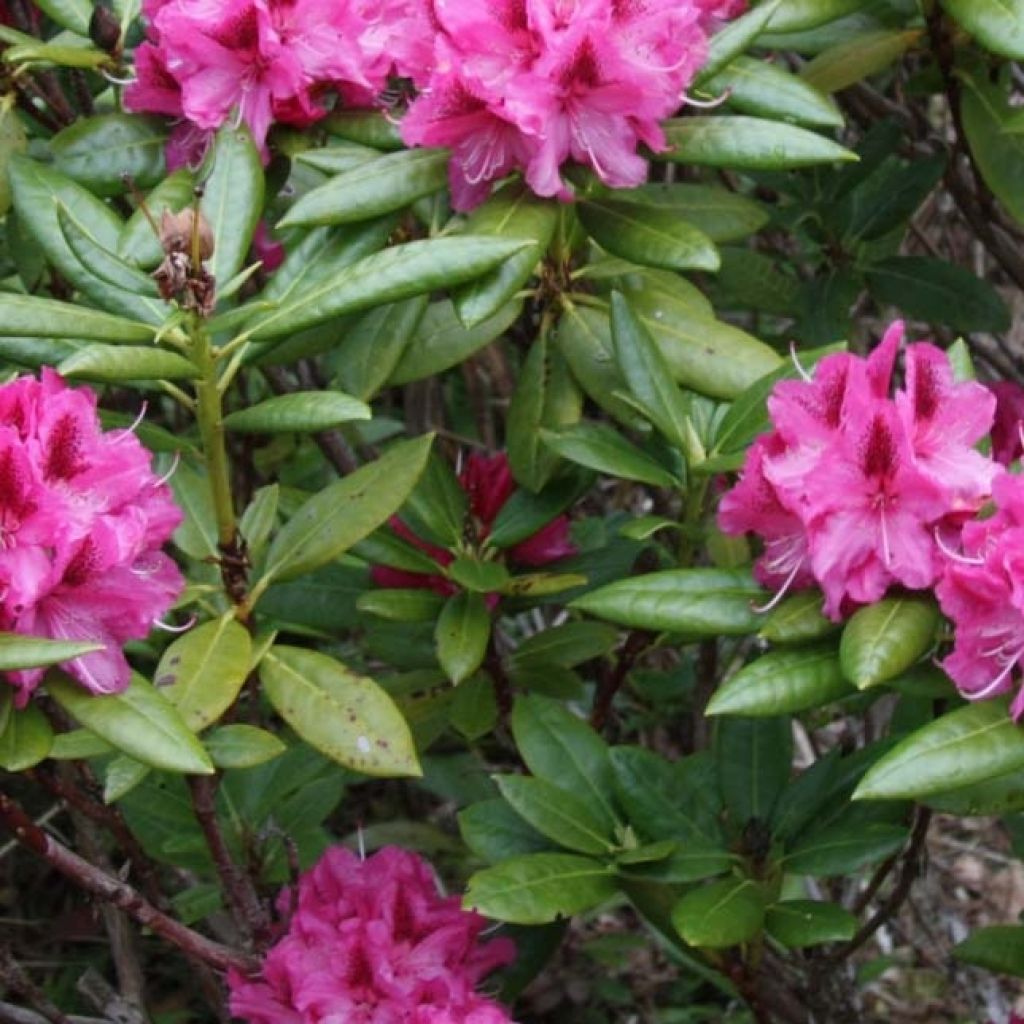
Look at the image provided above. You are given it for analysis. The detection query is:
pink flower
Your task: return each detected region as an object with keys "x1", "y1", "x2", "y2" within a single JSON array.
[
  {"x1": 988, "y1": 381, "x2": 1024, "y2": 466},
  {"x1": 227, "y1": 846, "x2": 515, "y2": 1024},
  {"x1": 937, "y1": 472, "x2": 1024, "y2": 720},
  {"x1": 719, "y1": 322, "x2": 997, "y2": 621},
  {"x1": 252, "y1": 221, "x2": 285, "y2": 274},
  {"x1": 371, "y1": 451, "x2": 575, "y2": 594},
  {"x1": 0, "y1": 371, "x2": 183, "y2": 705}
]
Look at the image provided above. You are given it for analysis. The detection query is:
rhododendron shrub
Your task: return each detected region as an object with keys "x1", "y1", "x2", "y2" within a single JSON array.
[{"x1": 3, "y1": 1, "x2": 1024, "y2": 1022}]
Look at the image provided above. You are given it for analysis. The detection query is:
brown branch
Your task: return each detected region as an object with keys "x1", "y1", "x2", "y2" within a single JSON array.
[
  {"x1": 0, "y1": 949, "x2": 70, "y2": 1024},
  {"x1": 590, "y1": 630, "x2": 651, "y2": 733},
  {"x1": 0, "y1": 789, "x2": 258, "y2": 977}
]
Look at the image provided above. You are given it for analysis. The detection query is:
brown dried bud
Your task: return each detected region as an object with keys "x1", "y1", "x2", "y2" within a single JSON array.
[
  {"x1": 89, "y1": 5, "x2": 121, "y2": 53},
  {"x1": 159, "y1": 207, "x2": 214, "y2": 261}
]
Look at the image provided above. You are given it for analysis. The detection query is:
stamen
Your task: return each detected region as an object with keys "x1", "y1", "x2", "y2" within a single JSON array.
[
  {"x1": 114, "y1": 401, "x2": 149, "y2": 443},
  {"x1": 934, "y1": 527, "x2": 985, "y2": 566},
  {"x1": 682, "y1": 87, "x2": 732, "y2": 109},
  {"x1": 153, "y1": 613, "x2": 196, "y2": 633},
  {"x1": 790, "y1": 342, "x2": 813, "y2": 382},
  {"x1": 154, "y1": 451, "x2": 181, "y2": 487},
  {"x1": 102, "y1": 70, "x2": 137, "y2": 86},
  {"x1": 879, "y1": 501, "x2": 892, "y2": 567},
  {"x1": 965, "y1": 648, "x2": 1024, "y2": 701},
  {"x1": 357, "y1": 821, "x2": 366, "y2": 862},
  {"x1": 751, "y1": 559, "x2": 805, "y2": 614}
]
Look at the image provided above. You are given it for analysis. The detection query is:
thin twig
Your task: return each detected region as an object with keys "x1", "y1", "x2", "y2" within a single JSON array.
[{"x1": 590, "y1": 630, "x2": 651, "y2": 733}]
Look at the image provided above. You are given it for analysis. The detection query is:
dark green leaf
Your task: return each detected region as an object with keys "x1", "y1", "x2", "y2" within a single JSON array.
[
  {"x1": 954, "y1": 925, "x2": 1024, "y2": 977},
  {"x1": 52, "y1": 114, "x2": 166, "y2": 195},
  {"x1": 204, "y1": 724, "x2": 286, "y2": 769},
  {"x1": 942, "y1": 0, "x2": 1024, "y2": 59},
  {"x1": 458, "y1": 799, "x2": 553, "y2": 863},
  {"x1": 765, "y1": 900, "x2": 857, "y2": 947},
  {"x1": 435, "y1": 591, "x2": 491, "y2": 685},
  {"x1": 672, "y1": 877, "x2": 766, "y2": 949},
  {"x1": 0, "y1": 701, "x2": 53, "y2": 771},
  {"x1": 616, "y1": 184, "x2": 768, "y2": 243},
  {"x1": 759, "y1": 590, "x2": 838, "y2": 644},
  {"x1": 58, "y1": 344, "x2": 198, "y2": 383},
  {"x1": 717, "y1": 717, "x2": 792, "y2": 826},
  {"x1": 782, "y1": 821, "x2": 907, "y2": 875},
  {"x1": 0, "y1": 633, "x2": 103, "y2": 671},
  {"x1": 839, "y1": 596, "x2": 940, "y2": 690},
  {"x1": 802, "y1": 29, "x2": 922, "y2": 93},
  {"x1": 495, "y1": 775, "x2": 615, "y2": 855},
  {"x1": 223, "y1": 391, "x2": 370, "y2": 434}
]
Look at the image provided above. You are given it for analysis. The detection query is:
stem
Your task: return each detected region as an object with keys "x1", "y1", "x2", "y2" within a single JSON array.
[
  {"x1": 0, "y1": 789, "x2": 257, "y2": 977},
  {"x1": 590, "y1": 629, "x2": 651, "y2": 733}
]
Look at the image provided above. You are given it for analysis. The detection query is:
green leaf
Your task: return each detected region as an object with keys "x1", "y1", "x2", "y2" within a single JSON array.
[
  {"x1": 488, "y1": 468, "x2": 590, "y2": 549},
  {"x1": 865, "y1": 256, "x2": 1010, "y2": 334},
  {"x1": 767, "y1": 0, "x2": 871, "y2": 32},
  {"x1": 32, "y1": 0, "x2": 91, "y2": 33},
  {"x1": 357, "y1": 589, "x2": 446, "y2": 623},
  {"x1": 199, "y1": 125, "x2": 264, "y2": 289},
  {"x1": 58, "y1": 344, "x2": 198, "y2": 383},
  {"x1": 0, "y1": 293, "x2": 154, "y2": 344},
  {"x1": 704, "y1": 57, "x2": 842, "y2": 128},
  {"x1": 954, "y1": 925, "x2": 1024, "y2": 978},
  {"x1": 802, "y1": 30, "x2": 922, "y2": 93},
  {"x1": 47, "y1": 672, "x2": 214, "y2": 775},
  {"x1": 239, "y1": 484, "x2": 279, "y2": 560},
  {"x1": 261, "y1": 646, "x2": 420, "y2": 777},
  {"x1": 541, "y1": 422, "x2": 679, "y2": 488},
  {"x1": 0, "y1": 701, "x2": 54, "y2": 771},
  {"x1": 459, "y1": 798, "x2": 553, "y2": 863},
  {"x1": 223, "y1": 391, "x2": 370, "y2": 434},
  {"x1": 103, "y1": 757, "x2": 150, "y2": 803},
  {"x1": 250, "y1": 237, "x2": 527, "y2": 342},
  {"x1": 260, "y1": 434, "x2": 432, "y2": 586},
  {"x1": 765, "y1": 900, "x2": 857, "y2": 948},
  {"x1": 323, "y1": 109, "x2": 404, "y2": 150},
  {"x1": 446, "y1": 558, "x2": 510, "y2": 594},
  {"x1": 204, "y1": 724, "x2": 286, "y2": 769},
  {"x1": 279, "y1": 148, "x2": 450, "y2": 227},
  {"x1": 839, "y1": 596, "x2": 940, "y2": 690},
  {"x1": 579, "y1": 199, "x2": 719, "y2": 273},
  {"x1": 48, "y1": 728, "x2": 112, "y2": 760},
  {"x1": 0, "y1": 633, "x2": 104, "y2": 671},
  {"x1": 672, "y1": 877, "x2": 766, "y2": 949},
  {"x1": 571, "y1": 569, "x2": 766, "y2": 637},
  {"x1": 465, "y1": 853, "x2": 617, "y2": 925},
  {"x1": 52, "y1": 114, "x2": 166, "y2": 195},
  {"x1": 453, "y1": 185, "x2": 558, "y2": 327},
  {"x1": 495, "y1": 775, "x2": 616, "y2": 855},
  {"x1": 696, "y1": 0, "x2": 783, "y2": 82},
  {"x1": 512, "y1": 694, "x2": 620, "y2": 831},
  {"x1": 707, "y1": 645, "x2": 853, "y2": 717},
  {"x1": 0, "y1": 96, "x2": 27, "y2": 216},
  {"x1": 401, "y1": 453, "x2": 468, "y2": 548},
  {"x1": 449, "y1": 675, "x2": 499, "y2": 741},
  {"x1": 616, "y1": 184, "x2": 768, "y2": 243},
  {"x1": 759, "y1": 590, "x2": 837, "y2": 644},
  {"x1": 294, "y1": 141, "x2": 378, "y2": 174},
  {"x1": 154, "y1": 615, "x2": 252, "y2": 732},
  {"x1": 435, "y1": 591, "x2": 491, "y2": 685},
  {"x1": 924, "y1": 767, "x2": 1024, "y2": 816},
  {"x1": 854, "y1": 700, "x2": 1024, "y2": 801},
  {"x1": 717, "y1": 717, "x2": 792, "y2": 825},
  {"x1": 941, "y1": 0, "x2": 1024, "y2": 60},
  {"x1": 782, "y1": 822, "x2": 908, "y2": 875},
  {"x1": 511, "y1": 622, "x2": 619, "y2": 669},
  {"x1": 659, "y1": 116, "x2": 856, "y2": 170}
]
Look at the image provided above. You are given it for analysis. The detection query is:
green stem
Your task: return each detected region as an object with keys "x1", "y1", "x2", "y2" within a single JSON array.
[{"x1": 678, "y1": 477, "x2": 709, "y2": 566}]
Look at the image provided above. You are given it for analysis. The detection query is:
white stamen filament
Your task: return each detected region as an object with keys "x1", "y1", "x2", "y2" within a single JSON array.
[
  {"x1": 789, "y1": 342, "x2": 812, "y2": 383},
  {"x1": 752, "y1": 559, "x2": 805, "y2": 614},
  {"x1": 878, "y1": 500, "x2": 892, "y2": 567},
  {"x1": 933, "y1": 527, "x2": 985, "y2": 566},
  {"x1": 682, "y1": 87, "x2": 732, "y2": 109},
  {"x1": 153, "y1": 613, "x2": 196, "y2": 633},
  {"x1": 966, "y1": 647, "x2": 1024, "y2": 701},
  {"x1": 114, "y1": 402, "x2": 149, "y2": 443},
  {"x1": 155, "y1": 451, "x2": 181, "y2": 487}
]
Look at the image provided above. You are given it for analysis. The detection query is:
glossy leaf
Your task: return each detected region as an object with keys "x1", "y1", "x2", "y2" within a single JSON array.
[
  {"x1": 767, "y1": 0, "x2": 871, "y2": 32},
  {"x1": 617, "y1": 184, "x2": 768, "y2": 243},
  {"x1": 697, "y1": 0, "x2": 783, "y2": 82},
  {"x1": 32, "y1": 0, "x2": 91, "y2": 33},
  {"x1": 0, "y1": 293, "x2": 154, "y2": 343},
  {"x1": 802, "y1": 30, "x2": 922, "y2": 93},
  {"x1": 155, "y1": 615, "x2": 252, "y2": 732},
  {"x1": 465, "y1": 853, "x2": 616, "y2": 925},
  {"x1": 765, "y1": 900, "x2": 857, "y2": 948},
  {"x1": 759, "y1": 590, "x2": 837, "y2": 644},
  {"x1": 954, "y1": 925, "x2": 1024, "y2": 978},
  {"x1": 449, "y1": 675, "x2": 499, "y2": 741},
  {"x1": 782, "y1": 822, "x2": 908, "y2": 875},
  {"x1": 435, "y1": 591, "x2": 491, "y2": 685},
  {"x1": 942, "y1": 0, "x2": 1024, "y2": 60},
  {"x1": 204, "y1": 724, "x2": 286, "y2": 769},
  {"x1": 717, "y1": 717, "x2": 792, "y2": 825},
  {"x1": 261, "y1": 646, "x2": 420, "y2": 777},
  {"x1": 118, "y1": 169, "x2": 195, "y2": 268},
  {"x1": 58, "y1": 203, "x2": 160, "y2": 295},
  {"x1": 47, "y1": 672, "x2": 214, "y2": 775},
  {"x1": 458, "y1": 799, "x2": 553, "y2": 863},
  {"x1": 839, "y1": 596, "x2": 940, "y2": 690},
  {"x1": 59, "y1": 345, "x2": 198, "y2": 383},
  {"x1": 495, "y1": 775, "x2": 615, "y2": 855},
  {"x1": 707, "y1": 645, "x2": 853, "y2": 717},
  {"x1": 0, "y1": 632, "x2": 103, "y2": 671},
  {"x1": 672, "y1": 877, "x2": 766, "y2": 949},
  {"x1": 223, "y1": 391, "x2": 370, "y2": 434},
  {"x1": 541, "y1": 422, "x2": 680, "y2": 488},
  {"x1": 0, "y1": 96, "x2": 27, "y2": 216},
  {"x1": 0, "y1": 701, "x2": 54, "y2": 771},
  {"x1": 572, "y1": 569, "x2": 766, "y2": 636},
  {"x1": 52, "y1": 114, "x2": 166, "y2": 195},
  {"x1": 357, "y1": 589, "x2": 446, "y2": 623},
  {"x1": 511, "y1": 622, "x2": 619, "y2": 669}
]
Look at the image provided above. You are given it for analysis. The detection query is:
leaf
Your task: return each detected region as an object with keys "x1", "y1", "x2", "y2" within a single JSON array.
[
  {"x1": 0, "y1": 632, "x2": 104, "y2": 671},
  {"x1": 839, "y1": 596, "x2": 940, "y2": 690},
  {"x1": 579, "y1": 199, "x2": 719, "y2": 272},
  {"x1": 488, "y1": 467, "x2": 590, "y2": 549},
  {"x1": 47, "y1": 672, "x2": 214, "y2": 775},
  {"x1": 696, "y1": 0, "x2": 783, "y2": 82},
  {"x1": 616, "y1": 184, "x2": 768, "y2": 243},
  {"x1": 495, "y1": 775, "x2": 616, "y2": 855},
  {"x1": 704, "y1": 57, "x2": 842, "y2": 128},
  {"x1": 571, "y1": 569, "x2": 766, "y2": 637},
  {"x1": 766, "y1": 0, "x2": 871, "y2": 32},
  {"x1": 260, "y1": 435, "x2": 432, "y2": 586},
  {"x1": 357, "y1": 589, "x2": 446, "y2": 623},
  {"x1": 765, "y1": 900, "x2": 857, "y2": 947},
  {"x1": 453, "y1": 185, "x2": 558, "y2": 327},
  {"x1": 465, "y1": 853, "x2": 617, "y2": 925},
  {"x1": 512, "y1": 694, "x2": 620, "y2": 831},
  {"x1": 103, "y1": 756, "x2": 151, "y2": 803},
  {"x1": 449, "y1": 675, "x2": 498, "y2": 741},
  {"x1": 782, "y1": 822, "x2": 908, "y2": 875},
  {"x1": 954, "y1": 925, "x2": 1024, "y2": 978},
  {"x1": 511, "y1": 622, "x2": 619, "y2": 668},
  {"x1": 759, "y1": 590, "x2": 837, "y2": 644},
  {"x1": 707, "y1": 645, "x2": 853, "y2": 717},
  {"x1": 58, "y1": 345, "x2": 198, "y2": 383},
  {"x1": 672, "y1": 877, "x2": 766, "y2": 949},
  {"x1": 458, "y1": 799, "x2": 553, "y2": 863},
  {"x1": 57, "y1": 202, "x2": 160, "y2": 295},
  {"x1": 249, "y1": 237, "x2": 527, "y2": 342},
  {"x1": 659, "y1": 116, "x2": 856, "y2": 170},
  {"x1": 323, "y1": 109, "x2": 404, "y2": 149},
  {"x1": 0, "y1": 96, "x2": 26, "y2": 216},
  {"x1": 294, "y1": 141, "x2": 378, "y2": 174},
  {"x1": 223, "y1": 392, "x2": 371, "y2": 434},
  {"x1": 446, "y1": 558, "x2": 509, "y2": 594},
  {"x1": 541, "y1": 422, "x2": 679, "y2": 488},
  {"x1": 941, "y1": 0, "x2": 1024, "y2": 60},
  {"x1": 435, "y1": 591, "x2": 491, "y2": 685},
  {"x1": 261, "y1": 646, "x2": 420, "y2": 777},
  {"x1": 716, "y1": 717, "x2": 792, "y2": 825},
  {"x1": 32, "y1": 0, "x2": 91, "y2": 33},
  {"x1": 0, "y1": 702, "x2": 54, "y2": 771},
  {"x1": 802, "y1": 30, "x2": 922, "y2": 93},
  {"x1": 610, "y1": 291, "x2": 692, "y2": 452},
  {"x1": 199, "y1": 124, "x2": 264, "y2": 289},
  {"x1": 400, "y1": 453, "x2": 468, "y2": 548},
  {"x1": 865, "y1": 256, "x2": 1010, "y2": 334},
  {"x1": 204, "y1": 724, "x2": 286, "y2": 769},
  {"x1": 0, "y1": 293, "x2": 154, "y2": 343},
  {"x1": 51, "y1": 113, "x2": 166, "y2": 195},
  {"x1": 154, "y1": 615, "x2": 252, "y2": 732},
  {"x1": 279, "y1": 148, "x2": 450, "y2": 227}
]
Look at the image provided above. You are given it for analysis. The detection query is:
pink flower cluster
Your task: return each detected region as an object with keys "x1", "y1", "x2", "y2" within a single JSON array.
[
  {"x1": 228, "y1": 846, "x2": 515, "y2": 1024},
  {"x1": 126, "y1": 0, "x2": 433, "y2": 165},
  {"x1": 0, "y1": 371, "x2": 183, "y2": 705},
  {"x1": 401, "y1": 0, "x2": 743, "y2": 209},
  {"x1": 718, "y1": 322, "x2": 997, "y2": 621},
  {"x1": 372, "y1": 451, "x2": 575, "y2": 595}
]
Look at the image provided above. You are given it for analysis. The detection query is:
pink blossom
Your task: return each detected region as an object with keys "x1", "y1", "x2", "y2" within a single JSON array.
[
  {"x1": 719, "y1": 323, "x2": 997, "y2": 621},
  {"x1": 0, "y1": 371, "x2": 183, "y2": 705},
  {"x1": 988, "y1": 381, "x2": 1024, "y2": 466},
  {"x1": 227, "y1": 846, "x2": 515, "y2": 1024}
]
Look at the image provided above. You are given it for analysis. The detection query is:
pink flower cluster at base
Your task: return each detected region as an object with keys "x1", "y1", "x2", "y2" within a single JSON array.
[
  {"x1": 372, "y1": 452, "x2": 575, "y2": 595},
  {"x1": 228, "y1": 846, "x2": 515, "y2": 1024},
  {"x1": 401, "y1": 0, "x2": 744, "y2": 209},
  {"x1": 718, "y1": 322, "x2": 997, "y2": 621},
  {"x1": 0, "y1": 371, "x2": 183, "y2": 705}
]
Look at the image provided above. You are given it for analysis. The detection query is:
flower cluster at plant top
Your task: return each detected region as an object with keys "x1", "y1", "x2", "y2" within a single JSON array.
[
  {"x1": 228, "y1": 845, "x2": 516, "y2": 1024},
  {"x1": 371, "y1": 451, "x2": 576, "y2": 595},
  {"x1": 0, "y1": 371, "x2": 184, "y2": 705},
  {"x1": 125, "y1": 0, "x2": 743, "y2": 206}
]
